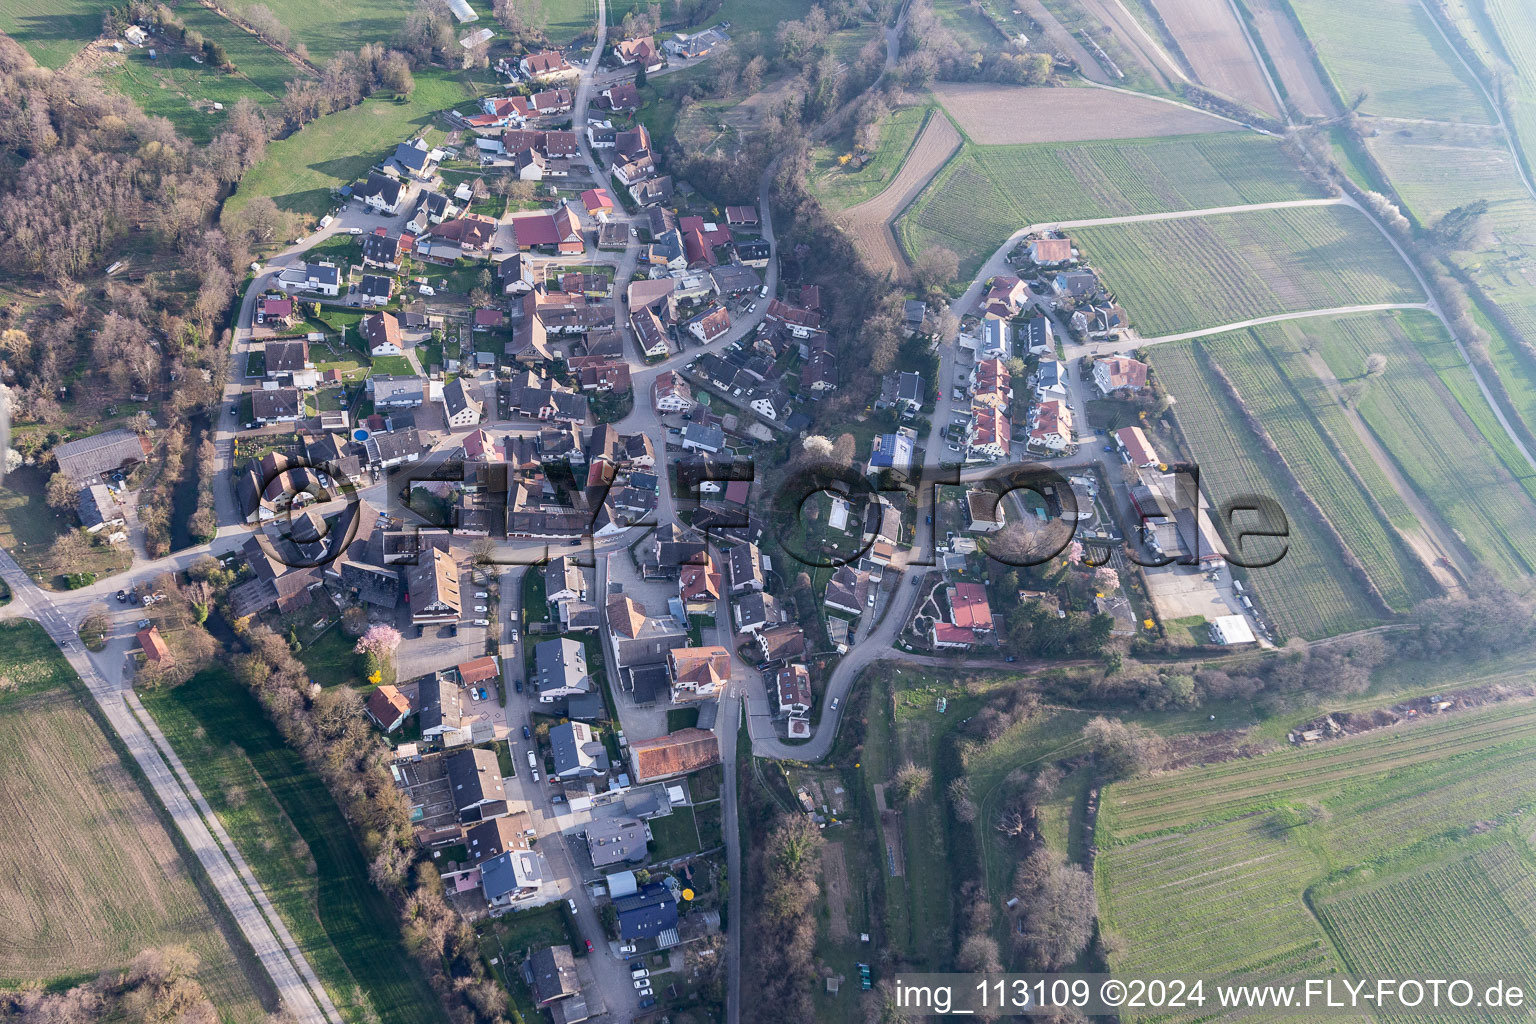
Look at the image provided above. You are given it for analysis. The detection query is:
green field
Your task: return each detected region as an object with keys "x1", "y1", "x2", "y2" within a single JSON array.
[
  {"x1": 229, "y1": 69, "x2": 475, "y2": 219},
  {"x1": 1366, "y1": 126, "x2": 1531, "y2": 225},
  {"x1": 101, "y1": 8, "x2": 300, "y2": 142},
  {"x1": 1289, "y1": 0, "x2": 1493, "y2": 123},
  {"x1": 1098, "y1": 699, "x2": 1536, "y2": 1007},
  {"x1": 1072, "y1": 204, "x2": 1423, "y2": 336},
  {"x1": 142, "y1": 670, "x2": 440, "y2": 1024},
  {"x1": 896, "y1": 133, "x2": 1323, "y2": 279},
  {"x1": 0, "y1": 0, "x2": 101, "y2": 68},
  {"x1": 1197, "y1": 323, "x2": 1436, "y2": 611},
  {"x1": 809, "y1": 105, "x2": 933, "y2": 212},
  {"x1": 523, "y1": 0, "x2": 599, "y2": 44},
  {"x1": 218, "y1": 0, "x2": 413, "y2": 64},
  {"x1": 1149, "y1": 342, "x2": 1387, "y2": 639},
  {"x1": 932, "y1": 0, "x2": 1001, "y2": 51}
]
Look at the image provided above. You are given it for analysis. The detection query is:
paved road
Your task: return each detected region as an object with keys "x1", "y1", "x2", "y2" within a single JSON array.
[
  {"x1": 1132, "y1": 303, "x2": 1431, "y2": 346},
  {"x1": 0, "y1": 548, "x2": 340, "y2": 1024}
]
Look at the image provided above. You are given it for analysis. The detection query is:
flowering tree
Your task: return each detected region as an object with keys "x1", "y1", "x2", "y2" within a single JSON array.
[
  {"x1": 354, "y1": 624, "x2": 402, "y2": 659},
  {"x1": 354, "y1": 625, "x2": 401, "y2": 685}
]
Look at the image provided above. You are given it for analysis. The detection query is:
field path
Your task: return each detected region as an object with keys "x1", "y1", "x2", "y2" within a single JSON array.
[
  {"x1": 0, "y1": 548, "x2": 341, "y2": 1024},
  {"x1": 1130, "y1": 302, "x2": 1432, "y2": 345},
  {"x1": 837, "y1": 108, "x2": 962, "y2": 275},
  {"x1": 1081, "y1": 0, "x2": 1189, "y2": 87},
  {"x1": 1244, "y1": 0, "x2": 1338, "y2": 117}
]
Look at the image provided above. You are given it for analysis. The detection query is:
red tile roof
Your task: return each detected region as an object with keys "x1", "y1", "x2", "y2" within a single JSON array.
[{"x1": 950, "y1": 582, "x2": 993, "y2": 631}]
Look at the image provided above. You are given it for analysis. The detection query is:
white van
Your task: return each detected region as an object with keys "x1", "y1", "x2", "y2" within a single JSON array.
[{"x1": 526, "y1": 750, "x2": 537, "y2": 769}]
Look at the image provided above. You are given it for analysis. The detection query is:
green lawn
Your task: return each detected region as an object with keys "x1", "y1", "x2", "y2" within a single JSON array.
[
  {"x1": 0, "y1": 465, "x2": 131, "y2": 590},
  {"x1": 369, "y1": 355, "x2": 414, "y2": 376},
  {"x1": 229, "y1": 70, "x2": 476, "y2": 220},
  {"x1": 898, "y1": 132, "x2": 1324, "y2": 279},
  {"x1": 649, "y1": 806, "x2": 702, "y2": 860},
  {"x1": 140, "y1": 683, "x2": 379, "y2": 1024},
  {"x1": 218, "y1": 0, "x2": 415, "y2": 65},
  {"x1": 99, "y1": 7, "x2": 299, "y2": 142},
  {"x1": 0, "y1": 0, "x2": 101, "y2": 68},
  {"x1": 296, "y1": 626, "x2": 363, "y2": 687},
  {"x1": 141, "y1": 670, "x2": 440, "y2": 1024},
  {"x1": 809, "y1": 105, "x2": 934, "y2": 212}
]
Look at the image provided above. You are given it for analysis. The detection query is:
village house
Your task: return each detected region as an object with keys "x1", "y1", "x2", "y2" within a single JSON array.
[
  {"x1": 1093, "y1": 356, "x2": 1150, "y2": 395},
  {"x1": 652, "y1": 370, "x2": 693, "y2": 413},
  {"x1": 277, "y1": 261, "x2": 340, "y2": 297},
  {"x1": 355, "y1": 170, "x2": 404, "y2": 214},
  {"x1": 550, "y1": 721, "x2": 608, "y2": 779},
  {"x1": 614, "y1": 35, "x2": 664, "y2": 70},
  {"x1": 1029, "y1": 399, "x2": 1074, "y2": 452},
  {"x1": 251, "y1": 387, "x2": 302, "y2": 425},
  {"x1": 408, "y1": 547, "x2": 462, "y2": 624},
  {"x1": 365, "y1": 685, "x2": 413, "y2": 732},
  {"x1": 776, "y1": 663, "x2": 812, "y2": 717},
  {"x1": 77, "y1": 483, "x2": 125, "y2": 537},
  {"x1": 390, "y1": 138, "x2": 439, "y2": 181},
  {"x1": 258, "y1": 295, "x2": 295, "y2": 327},
  {"x1": 967, "y1": 405, "x2": 1011, "y2": 462},
  {"x1": 876, "y1": 371, "x2": 924, "y2": 415},
  {"x1": 362, "y1": 312, "x2": 403, "y2": 356},
  {"x1": 965, "y1": 489, "x2": 1006, "y2": 533},
  {"x1": 441, "y1": 377, "x2": 483, "y2": 427},
  {"x1": 520, "y1": 49, "x2": 577, "y2": 82},
  {"x1": 823, "y1": 564, "x2": 872, "y2": 616},
  {"x1": 264, "y1": 339, "x2": 308, "y2": 377},
  {"x1": 534, "y1": 637, "x2": 593, "y2": 702},
  {"x1": 629, "y1": 728, "x2": 721, "y2": 783},
  {"x1": 668, "y1": 646, "x2": 730, "y2": 702},
  {"x1": 1028, "y1": 236, "x2": 1073, "y2": 265}
]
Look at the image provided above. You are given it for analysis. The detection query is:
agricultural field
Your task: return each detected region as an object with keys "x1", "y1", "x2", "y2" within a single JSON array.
[
  {"x1": 1197, "y1": 324, "x2": 1436, "y2": 611},
  {"x1": 933, "y1": 0, "x2": 1002, "y2": 51},
  {"x1": 1306, "y1": 310, "x2": 1536, "y2": 580},
  {"x1": 930, "y1": 83, "x2": 1237, "y2": 145},
  {"x1": 1288, "y1": 0, "x2": 1492, "y2": 123},
  {"x1": 0, "y1": 622, "x2": 264, "y2": 1019},
  {"x1": 228, "y1": 69, "x2": 475, "y2": 220},
  {"x1": 835, "y1": 109, "x2": 962, "y2": 274},
  {"x1": 1148, "y1": 0, "x2": 1280, "y2": 116},
  {"x1": 141, "y1": 669, "x2": 440, "y2": 1024},
  {"x1": 218, "y1": 0, "x2": 415, "y2": 65},
  {"x1": 100, "y1": 8, "x2": 302, "y2": 143},
  {"x1": 1071, "y1": 203, "x2": 1423, "y2": 336},
  {"x1": 1098, "y1": 699, "x2": 1536, "y2": 1008},
  {"x1": 0, "y1": 0, "x2": 101, "y2": 68},
  {"x1": 1365, "y1": 124, "x2": 1530, "y2": 225},
  {"x1": 810, "y1": 105, "x2": 935, "y2": 212},
  {"x1": 897, "y1": 132, "x2": 1320, "y2": 279},
  {"x1": 1149, "y1": 343, "x2": 1387, "y2": 639},
  {"x1": 1240, "y1": 0, "x2": 1339, "y2": 117}
]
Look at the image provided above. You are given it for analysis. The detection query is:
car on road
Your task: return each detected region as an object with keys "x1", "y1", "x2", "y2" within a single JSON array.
[
  {"x1": 1102, "y1": 445, "x2": 1114, "y2": 453},
  {"x1": 925, "y1": 514, "x2": 932, "y2": 524},
  {"x1": 116, "y1": 590, "x2": 128, "y2": 602},
  {"x1": 911, "y1": 577, "x2": 920, "y2": 587},
  {"x1": 473, "y1": 605, "x2": 487, "y2": 612},
  {"x1": 830, "y1": 697, "x2": 840, "y2": 711},
  {"x1": 474, "y1": 591, "x2": 488, "y2": 598},
  {"x1": 523, "y1": 724, "x2": 531, "y2": 739},
  {"x1": 568, "y1": 899, "x2": 578, "y2": 914},
  {"x1": 348, "y1": 227, "x2": 363, "y2": 235},
  {"x1": 515, "y1": 679, "x2": 524, "y2": 693},
  {"x1": 1005, "y1": 656, "x2": 1017, "y2": 663}
]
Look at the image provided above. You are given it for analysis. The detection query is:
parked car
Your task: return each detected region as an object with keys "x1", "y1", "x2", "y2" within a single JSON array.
[
  {"x1": 585, "y1": 939, "x2": 593, "y2": 953},
  {"x1": 527, "y1": 751, "x2": 537, "y2": 769},
  {"x1": 522, "y1": 724, "x2": 531, "y2": 739},
  {"x1": 1102, "y1": 445, "x2": 1114, "y2": 453},
  {"x1": 476, "y1": 687, "x2": 489, "y2": 701},
  {"x1": 551, "y1": 794, "x2": 565, "y2": 803},
  {"x1": 137, "y1": 618, "x2": 152, "y2": 630},
  {"x1": 910, "y1": 577, "x2": 920, "y2": 587},
  {"x1": 1005, "y1": 655, "x2": 1017, "y2": 663},
  {"x1": 348, "y1": 227, "x2": 363, "y2": 235},
  {"x1": 925, "y1": 514, "x2": 932, "y2": 524},
  {"x1": 116, "y1": 590, "x2": 128, "y2": 602},
  {"x1": 515, "y1": 679, "x2": 524, "y2": 693},
  {"x1": 637, "y1": 987, "x2": 653, "y2": 999},
  {"x1": 474, "y1": 591, "x2": 488, "y2": 598},
  {"x1": 634, "y1": 979, "x2": 650, "y2": 990},
  {"x1": 568, "y1": 899, "x2": 578, "y2": 914},
  {"x1": 632, "y1": 969, "x2": 649, "y2": 980},
  {"x1": 620, "y1": 944, "x2": 637, "y2": 954},
  {"x1": 474, "y1": 605, "x2": 488, "y2": 613},
  {"x1": 532, "y1": 768, "x2": 540, "y2": 781},
  {"x1": 639, "y1": 997, "x2": 655, "y2": 1009}
]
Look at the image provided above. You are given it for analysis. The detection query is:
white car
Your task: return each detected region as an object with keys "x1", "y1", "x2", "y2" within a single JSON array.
[
  {"x1": 527, "y1": 750, "x2": 537, "y2": 769},
  {"x1": 620, "y1": 944, "x2": 637, "y2": 954},
  {"x1": 632, "y1": 969, "x2": 649, "y2": 979},
  {"x1": 634, "y1": 979, "x2": 650, "y2": 990},
  {"x1": 348, "y1": 227, "x2": 363, "y2": 235},
  {"x1": 568, "y1": 898, "x2": 578, "y2": 914},
  {"x1": 831, "y1": 697, "x2": 840, "y2": 711},
  {"x1": 474, "y1": 591, "x2": 488, "y2": 598},
  {"x1": 474, "y1": 605, "x2": 488, "y2": 612},
  {"x1": 637, "y1": 987, "x2": 653, "y2": 999},
  {"x1": 419, "y1": 284, "x2": 435, "y2": 296}
]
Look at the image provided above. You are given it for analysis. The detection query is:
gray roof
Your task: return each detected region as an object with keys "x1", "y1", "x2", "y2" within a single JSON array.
[
  {"x1": 251, "y1": 387, "x2": 302, "y2": 421},
  {"x1": 446, "y1": 747, "x2": 505, "y2": 810},
  {"x1": 527, "y1": 946, "x2": 579, "y2": 1005},
  {"x1": 550, "y1": 720, "x2": 607, "y2": 777},
  {"x1": 534, "y1": 637, "x2": 590, "y2": 694},
  {"x1": 682, "y1": 423, "x2": 723, "y2": 451},
  {"x1": 306, "y1": 261, "x2": 340, "y2": 285},
  {"x1": 53, "y1": 429, "x2": 145, "y2": 485},
  {"x1": 418, "y1": 673, "x2": 462, "y2": 733},
  {"x1": 77, "y1": 483, "x2": 117, "y2": 529},
  {"x1": 585, "y1": 816, "x2": 646, "y2": 867},
  {"x1": 369, "y1": 374, "x2": 426, "y2": 405}
]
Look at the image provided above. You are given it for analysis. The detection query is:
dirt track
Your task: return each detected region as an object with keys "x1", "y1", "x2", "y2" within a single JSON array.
[
  {"x1": 932, "y1": 83, "x2": 1237, "y2": 144},
  {"x1": 838, "y1": 109, "x2": 962, "y2": 275},
  {"x1": 1078, "y1": 0, "x2": 1187, "y2": 88},
  {"x1": 1244, "y1": 0, "x2": 1340, "y2": 117},
  {"x1": 1152, "y1": 0, "x2": 1281, "y2": 116}
]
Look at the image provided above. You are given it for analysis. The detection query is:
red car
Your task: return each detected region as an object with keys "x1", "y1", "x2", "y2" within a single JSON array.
[{"x1": 585, "y1": 939, "x2": 594, "y2": 953}]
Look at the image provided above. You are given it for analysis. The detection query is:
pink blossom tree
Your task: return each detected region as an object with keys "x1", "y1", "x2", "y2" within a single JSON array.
[{"x1": 354, "y1": 624, "x2": 402, "y2": 684}]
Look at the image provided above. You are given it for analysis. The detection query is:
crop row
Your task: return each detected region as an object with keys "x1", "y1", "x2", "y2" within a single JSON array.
[
  {"x1": 1318, "y1": 855, "x2": 1536, "y2": 1023},
  {"x1": 1104, "y1": 700, "x2": 1536, "y2": 838},
  {"x1": 1309, "y1": 311, "x2": 1536, "y2": 581},
  {"x1": 1202, "y1": 327, "x2": 1433, "y2": 610},
  {"x1": 1075, "y1": 205, "x2": 1422, "y2": 336},
  {"x1": 1147, "y1": 343, "x2": 1381, "y2": 640}
]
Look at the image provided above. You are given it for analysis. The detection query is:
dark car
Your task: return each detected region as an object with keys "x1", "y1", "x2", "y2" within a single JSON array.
[
  {"x1": 910, "y1": 577, "x2": 920, "y2": 587},
  {"x1": 639, "y1": 997, "x2": 656, "y2": 1009},
  {"x1": 522, "y1": 724, "x2": 531, "y2": 739},
  {"x1": 1102, "y1": 445, "x2": 1115, "y2": 452},
  {"x1": 116, "y1": 590, "x2": 128, "y2": 602},
  {"x1": 1005, "y1": 655, "x2": 1017, "y2": 663},
  {"x1": 925, "y1": 514, "x2": 932, "y2": 524},
  {"x1": 514, "y1": 679, "x2": 523, "y2": 693}
]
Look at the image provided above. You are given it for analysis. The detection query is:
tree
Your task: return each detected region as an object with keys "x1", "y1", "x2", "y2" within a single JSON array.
[
  {"x1": 892, "y1": 762, "x2": 931, "y2": 804},
  {"x1": 634, "y1": 64, "x2": 647, "y2": 88},
  {"x1": 45, "y1": 471, "x2": 77, "y2": 511},
  {"x1": 1009, "y1": 848, "x2": 1095, "y2": 969},
  {"x1": 342, "y1": 605, "x2": 370, "y2": 637},
  {"x1": 48, "y1": 529, "x2": 90, "y2": 569},
  {"x1": 355, "y1": 624, "x2": 402, "y2": 683},
  {"x1": 1082, "y1": 716, "x2": 1162, "y2": 780},
  {"x1": 1364, "y1": 352, "x2": 1388, "y2": 379},
  {"x1": 911, "y1": 245, "x2": 958, "y2": 289},
  {"x1": 78, "y1": 604, "x2": 111, "y2": 649}
]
